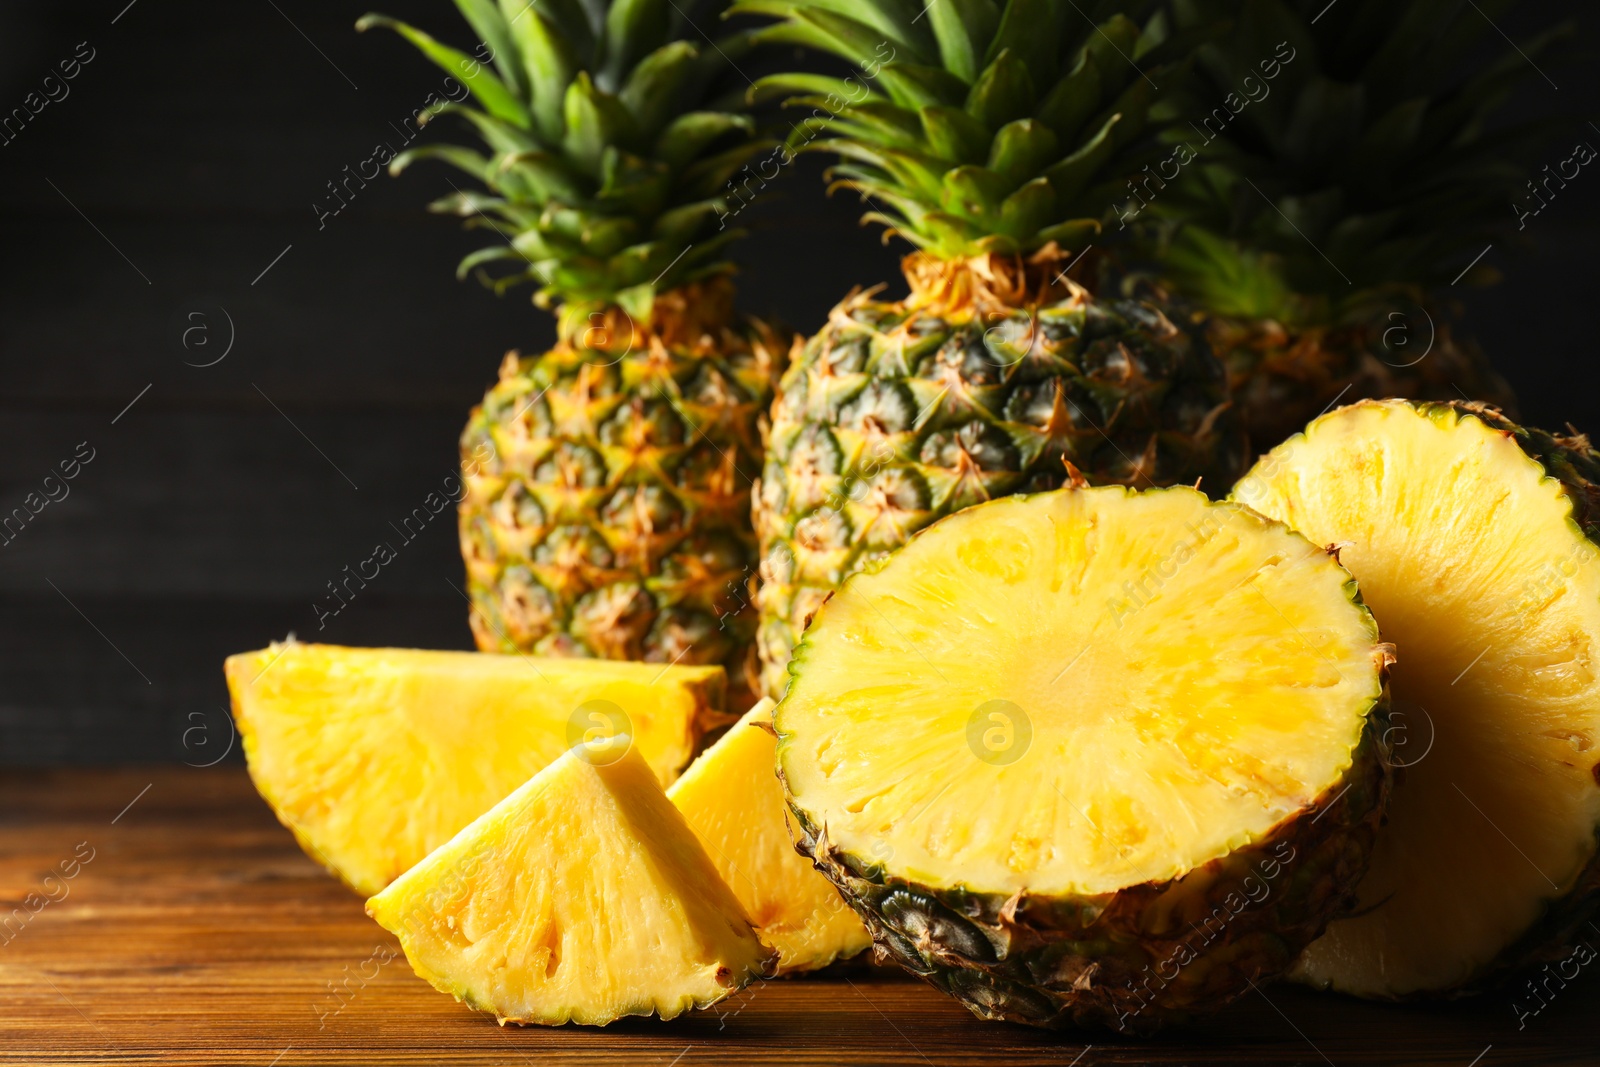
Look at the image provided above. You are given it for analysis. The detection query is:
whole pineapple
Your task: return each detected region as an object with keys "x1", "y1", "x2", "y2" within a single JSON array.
[
  {"x1": 360, "y1": 1, "x2": 787, "y2": 708},
  {"x1": 1143, "y1": 0, "x2": 1568, "y2": 451},
  {"x1": 743, "y1": 0, "x2": 1248, "y2": 698}
]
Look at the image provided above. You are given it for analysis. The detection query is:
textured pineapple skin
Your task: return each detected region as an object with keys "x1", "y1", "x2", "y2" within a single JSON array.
[
  {"x1": 786, "y1": 719, "x2": 1389, "y2": 1033},
  {"x1": 1215, "y1": 314, "x2": 1518, "y2": 454},
  {"x1": 459, "y1": 287, "x2": 785, "y2": 711},
  {"x1": 754, "y1": 283, "x2": 1248, "y2": 699},
  {"x1": 1449, "y1": 401, "x2": 1600, "y2": 541}
]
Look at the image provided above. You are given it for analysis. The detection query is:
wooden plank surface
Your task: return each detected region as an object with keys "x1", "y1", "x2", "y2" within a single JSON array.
[{"x1": 0, "y1": 768, "x2": 1595, "y2": 1065}]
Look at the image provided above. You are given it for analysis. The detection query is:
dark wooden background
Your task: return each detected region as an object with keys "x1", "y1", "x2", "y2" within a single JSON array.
[{"x1": 0, "y1": 0, "x2": 1595, "y2": 765}]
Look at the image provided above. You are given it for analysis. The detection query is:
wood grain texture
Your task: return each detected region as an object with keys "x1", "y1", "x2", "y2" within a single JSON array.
[{"x1": 0, "y1": 768, "x2": 1595, "y2": 1066}]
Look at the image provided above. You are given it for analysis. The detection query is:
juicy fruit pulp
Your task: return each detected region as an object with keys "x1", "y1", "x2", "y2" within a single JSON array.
[
  {"x1": 367, "y1": 743, "x2": 775, "y2": 1026},
  {"x1": 668, "y1": 699, "x2": 870, "y2": 972},
  {"x1": 226, "y1": 642, "x2": 725, "y2": 895},
  {"x1": 776, "y1": 486, "x2": 1391, "y2": 1029},
  {"x1": 1236, "y1": 400, "x2": 1600, "y2": 996},
  {"x1": 756, "y1": 255, "x2": 1245, "y2": 698}
]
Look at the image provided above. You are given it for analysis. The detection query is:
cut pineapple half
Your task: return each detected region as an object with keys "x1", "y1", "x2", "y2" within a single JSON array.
[
  {"x1": 1236, "y1": 399, "x2": 1600, "y2": 997},
  {"x1": 776, "y1": 486, "x2": 1391, "y2": 1029},
  {"x1": 225, "y1": 642, "x2": 726, "y2": 895},
  {"x1": 668, "y1": 699, "x2": 871, "y2": 972},
  {"x1": 367, "y1": 742, "x2": 775, "y2": 1025}
]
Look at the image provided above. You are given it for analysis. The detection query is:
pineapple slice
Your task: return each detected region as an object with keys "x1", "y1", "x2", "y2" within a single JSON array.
[
  {"x1": 225, "y1": 642, "x2": 725, "y2": 895},
  {"x1": 1236, "y1": 400, "x2": 1600, "y2": 997},
  {"x1": 668, "y1": 699, "x2": 871, "y2": 972},
  {"x1": 366, "y1": 742, "x2": 775, "y2": 1025},
  {"x1": 776, "y1": 485, "x2": 1391, "y2": 1030}
]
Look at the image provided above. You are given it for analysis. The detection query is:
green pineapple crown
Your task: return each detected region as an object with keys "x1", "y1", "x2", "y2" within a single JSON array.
[
  {"x1": 738, "y1": 0, "x2": 1195, "y2": 262},
  {"x1": 358, "y1": 0, "x2": 772, "y2": 334},
  {"x1": 1149, "y1": 0, "x2": 1572, "y2": 326}
]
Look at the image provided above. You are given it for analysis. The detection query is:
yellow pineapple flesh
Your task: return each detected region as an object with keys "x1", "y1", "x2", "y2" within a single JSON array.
[
  {"x1": 668, "y1": 699, "x2": 871, "y2": 973},
  {"x1": 225, "y1": 641, "x2": 725, "y2": 895},
  {"x1": 1237, "y1": 400, "x2": 1600, "y2": 996},
  {"x1": 781, "y1": 487, "x2": 1384, "y2": 897},
  {"x1": 366, "y1": 742, "x2": 775, "y2": 1025},
  {"x1": 774, "y1": 486, "x2": 1390, "y2": 1028}
]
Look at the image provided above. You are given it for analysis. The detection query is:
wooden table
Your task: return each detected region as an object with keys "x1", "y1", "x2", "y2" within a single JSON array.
[{"x1": 0, "y1": 767, "x2": 1593, "y2": 1065}]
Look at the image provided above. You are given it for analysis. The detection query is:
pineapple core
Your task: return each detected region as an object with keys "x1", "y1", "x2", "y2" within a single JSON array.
[
  {"x1": 777, "y1": 486, "x2": 1385, "y2": 899},
  {"x1": 368, "y1": 742, "x2": 774, "y2": 1025},
  {"x1": 1241, "y1": 401, "x2": 1600, "y2": 996},
  {"x1": 226, "y1": 643, "x2": 724, "y2": 894}
]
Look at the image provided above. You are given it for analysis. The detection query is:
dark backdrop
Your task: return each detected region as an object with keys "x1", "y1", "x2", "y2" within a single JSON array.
[{"x1": 0, "y1": 1, "x2": 1593, "y2": 764}]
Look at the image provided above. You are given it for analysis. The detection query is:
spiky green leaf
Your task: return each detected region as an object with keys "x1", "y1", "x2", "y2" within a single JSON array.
[
  {"x1": 924, "y1": 0, "x2": 1000, "y2": 84},
  {"x1": 358, "y1": 15, "x2": 531, "y2": 127}
]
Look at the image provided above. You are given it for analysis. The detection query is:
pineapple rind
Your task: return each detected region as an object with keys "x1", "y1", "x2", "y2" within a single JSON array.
[
  {"x1": 774, "y1": 486, "x2": 1392, "y2": 1030},
  {"x1": 755, "y1": 275, "x2": 1247, "y2": 699},
  {"x1": 1210, "y1": 313, "x2": 1518, "y2": 454},
  {"x1": 1246, "y1": 399, "x2": 1600, "y2": 997},
  {"x1": 460, "y1": 284, "x2": 785, "y2": 711},
  {"x1": 789, "y1": 723, "x2": 1387, "y2": 1032}
]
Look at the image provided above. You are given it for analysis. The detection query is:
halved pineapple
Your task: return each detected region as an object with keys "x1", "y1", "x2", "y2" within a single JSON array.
[
  {"x1": 1235, "y1": 400, "x2": 1600, "y2": 997},
  {"x1": 776, "y1": 486, "x2": 1392, "y2": 1030},
  {"x1": 225, "y1": 642, "x2": 725, "y2": 895},
  {"x1": 366, "y1": 742, "x2": 775, "y2": 1025},
  {"x1": 668, "y1": 699, "x2": 871, "y2": 972}
]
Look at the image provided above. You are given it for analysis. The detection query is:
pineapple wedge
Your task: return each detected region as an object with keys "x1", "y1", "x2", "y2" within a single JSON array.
[
  {"x1": 225, "y1": 642, "x2": 725, "y2": 895},
  {"x1": 1236, "y1": 400, "x2": 1600, "y2": 997},
  {"x1": 367, "y1": 742, "x2": 775, "y2": 1025},
  {"x1": 668, "y1": 699, "x2": 871, "y2": 972}
]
